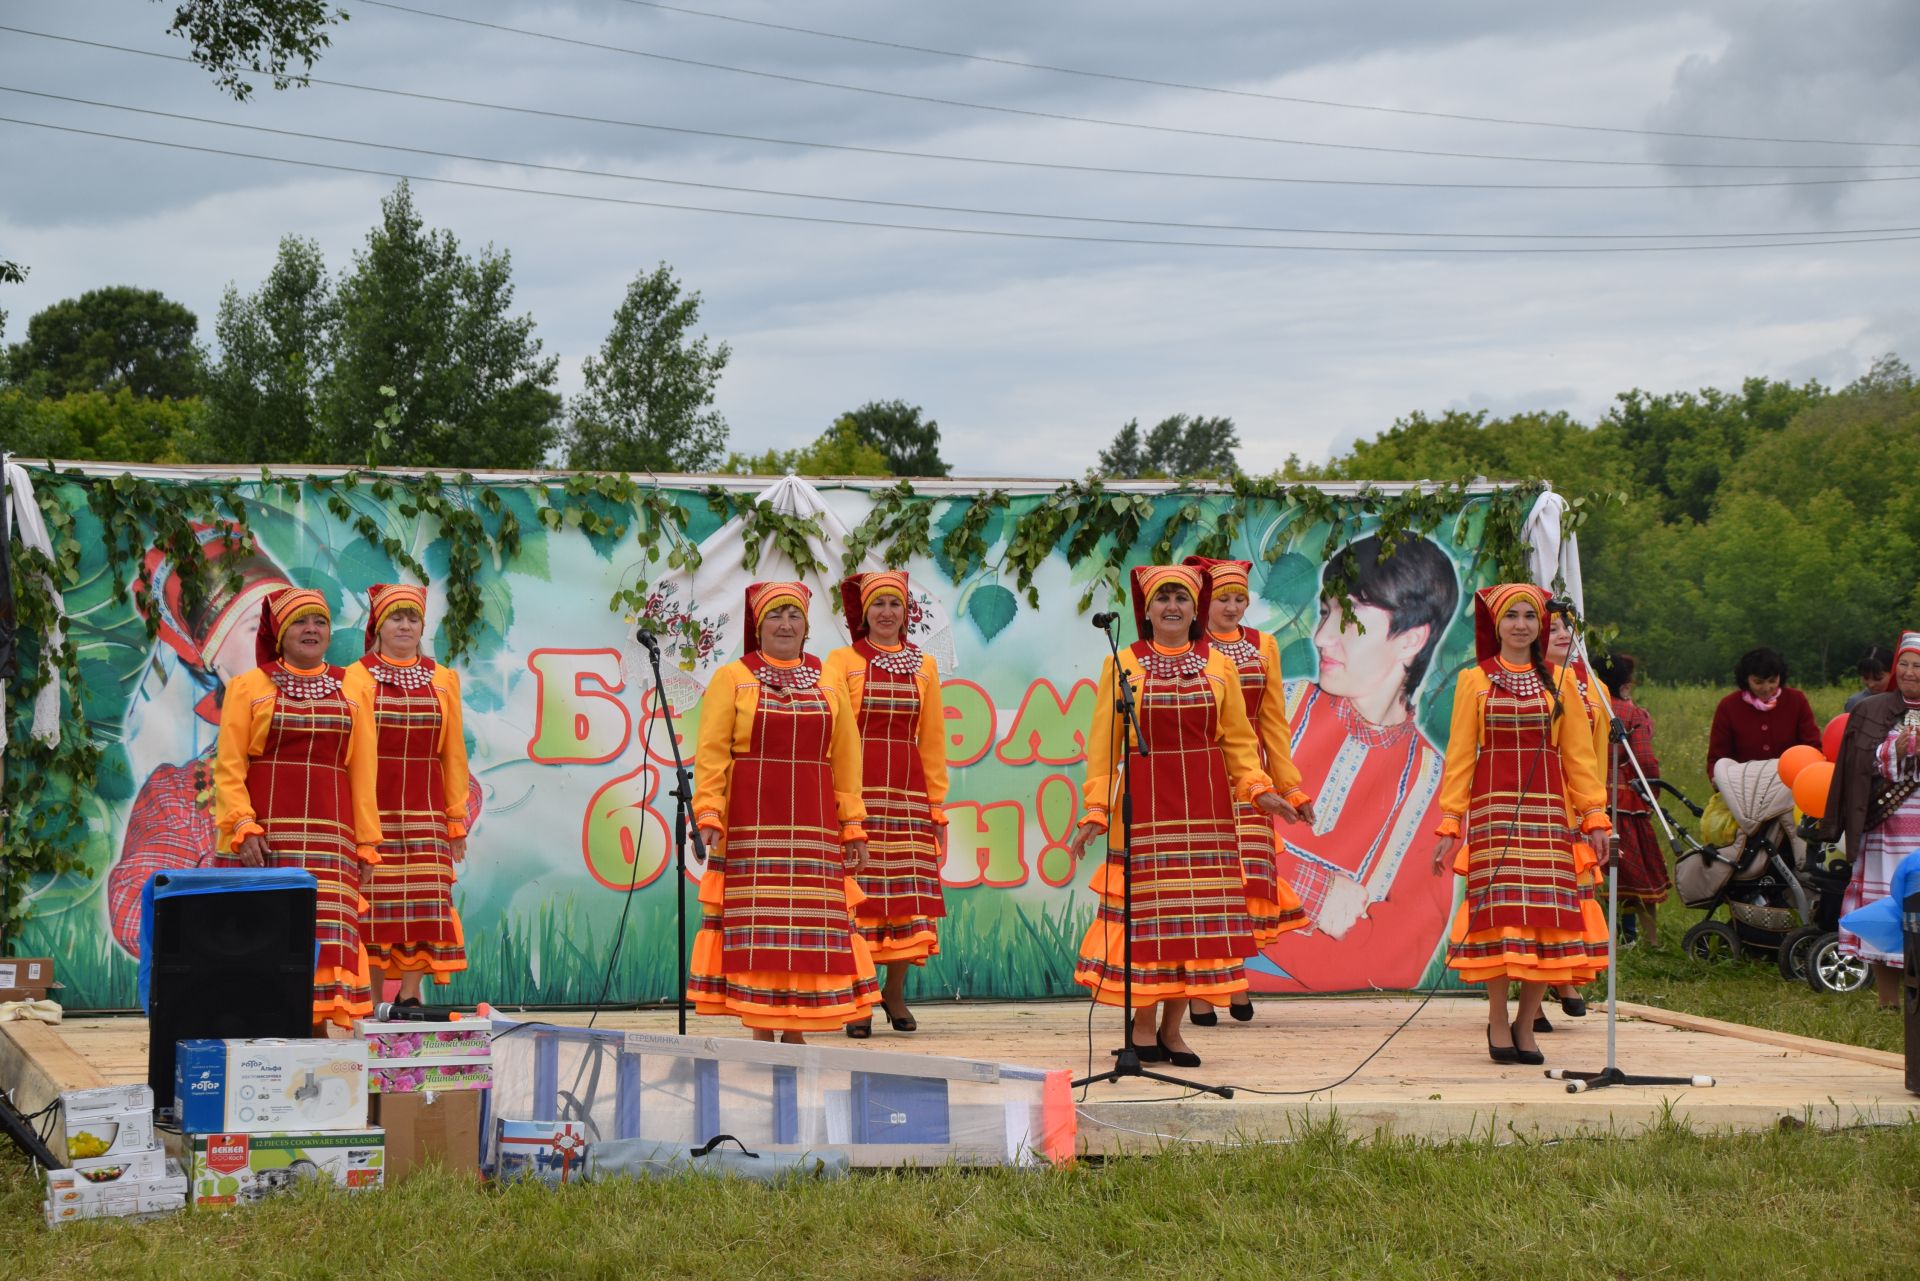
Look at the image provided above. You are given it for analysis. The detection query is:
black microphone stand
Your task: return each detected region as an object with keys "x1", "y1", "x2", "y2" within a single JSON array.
[
  {"x1": 636, "y1": 628, "x2": 705, "y2": 1036},
  {"x1": 1073, "y1": 617, "x2": 1233, "y2": 1099},
  {"x1": 1547, "y1": 615, "x2": 1713, "y2": 1094}
]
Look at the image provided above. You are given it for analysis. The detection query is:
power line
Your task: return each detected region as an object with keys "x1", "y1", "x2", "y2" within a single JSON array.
[
  {"x1": 13, "y1": 26, "x2": 1920, "y2": 194},
  {"x1": 358, "y1": 1, "x2": 1920, "y2": 172},
  {"x1": 16, "y1": 85, "x2": 1920, "y2": 242},
  {"x1": 10, "y1": 114, "x2": 1920, "y2": 255},
  {"x1": 605, "y1": 0, "x2": 1920, "y2": 152}
]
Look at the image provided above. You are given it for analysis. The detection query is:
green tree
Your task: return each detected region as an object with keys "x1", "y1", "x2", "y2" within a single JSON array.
[
  {"x1": 204, "y1": 235, "x2": 336, "y2": 463},
  {"x1": 159, "y1": 0, "x2": 348, "y2": 100},
  {"x1": 725, "y1": 416, "x2": 891, "y2": 477},
  {"x1": 0, "y1": 259, "x2": 23, "y2": 350},
  {"x1": 5, "y1": 286, "x2": 204, "y2": 400},
  {"x1": 563, "y1": 264, "x2": 730, "y2": 473},
  {"x1": 323, "y1": 183, "x2": 560, "y2": 467},
  {"x1": 1096, "y1": 413, "x2": 1240, "y2": 478},
  {"x1": 0, "y1": 387, "x2": 210, "y2": 463},
  {"x1": 841, "y1": 399, "x2": 949, "y2": 476}
]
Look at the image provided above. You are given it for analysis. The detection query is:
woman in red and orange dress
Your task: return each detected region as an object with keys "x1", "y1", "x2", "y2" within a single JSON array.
[
  {"x1": 1067, "y1": 565, "x2": 1300, "y2": 1068},
  {"x1": 823, "y1": 571, "x2": 947, "y2": 1037},
  {"x1": 213, "y1": 588, "x2": 382, "y2": 1035},
  {"x1": 1539, "y1": 607, "x2": 1612, "y2": 1028},
  {"x1": 342, "y1": 583, "x2": 470, "y2": 1009},
  {"x1": 1430, "y1": 584, "x2": 1610, "y2": 1065},
  {"x1": 690, "y1": 581, "x2": 879, "y2": 1043},
  {"x1": 1183, "y1": 556, "x2": 1313, "y2": 1026}
]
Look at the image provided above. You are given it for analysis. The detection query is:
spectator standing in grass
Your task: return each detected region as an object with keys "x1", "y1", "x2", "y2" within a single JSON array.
[{"x1": 1705, "y1": 646, "x2": 1820, "y2": 775}]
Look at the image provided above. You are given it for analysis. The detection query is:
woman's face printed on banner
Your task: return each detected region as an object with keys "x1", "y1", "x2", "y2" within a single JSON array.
[{"x1": 1313, "y1": 599, "x2": 1426, "y2": 710}]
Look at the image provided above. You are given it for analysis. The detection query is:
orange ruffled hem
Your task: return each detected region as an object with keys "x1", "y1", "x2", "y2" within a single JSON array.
[
  {"x1": 688, "y1": 871, "x2": 881, "y2": 1031},
  {"x1": 856, "y1": 915, "x2": 940, "y2": 965},
  {"x1": 1248, "y1": 891, "x2": 1310, "y2": 947},
  {"x1": 1074, "y1": 919, "x2": 1249, "y2": 1007},
  {"x1": 313, "y1": 958, "x2": 374, "y2": 1031},
  {"x1": 369, "y1": 910, "x2": 468, "y2": 983},
  {"x1": 1445, "y1": 911, "x2": 1609, "y2": 985}
]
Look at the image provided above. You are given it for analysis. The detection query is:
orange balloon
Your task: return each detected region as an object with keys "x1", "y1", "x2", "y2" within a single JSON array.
[
  {"x1": 1821, "y1": 714, "x2": 1849, "y2": 763},
  {"x1": 1777, "y1": 744, "x2": 1824, "y2": 788},
  {"x1": 1791, "y1": 761, "x2": 1835, "y2": 820}
]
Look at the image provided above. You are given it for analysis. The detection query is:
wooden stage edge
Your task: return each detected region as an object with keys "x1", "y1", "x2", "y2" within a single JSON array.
[{"x1": 6, "y1": 997, "x2": 1915, "y2": 1155}]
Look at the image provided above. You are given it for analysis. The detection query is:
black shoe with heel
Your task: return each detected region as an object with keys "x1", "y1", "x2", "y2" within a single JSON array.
[
  {"x1": 1188, "y1": 1004, "x2": 1219, "y2": 1027},
  {"x1": 1158, "y1": 1036, "x2": 1201, "y2": 1069},
  {"x1": 1487, "y1": 1027, "x2": 1520, "y2": 1065},
  {"x1": 1510, "y1": 1020, "x2": 1545, "y2": 1066},
  {"x1": 1229, "y1": 998, "x2": 1254, "y2": 1023}
]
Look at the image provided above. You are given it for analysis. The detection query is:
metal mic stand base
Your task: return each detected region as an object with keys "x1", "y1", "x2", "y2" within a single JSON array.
[
  {"x1": 1545, "y1": 1066, "x2": 1715, "y2": 1094},
  {"x1": 1074, "y1": 1049, "x2": 1237, "y2": 1098}
]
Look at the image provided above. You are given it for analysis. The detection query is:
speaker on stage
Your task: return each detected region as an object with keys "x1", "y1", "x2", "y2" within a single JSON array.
[{"x1": 139, "y1": 867, "x2": 319, "y2": 1108}]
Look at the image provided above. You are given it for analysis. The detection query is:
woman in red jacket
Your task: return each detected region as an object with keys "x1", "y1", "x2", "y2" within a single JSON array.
[{"x1": 1705, "y1": 647, "x2": 1820, "y2": 775}]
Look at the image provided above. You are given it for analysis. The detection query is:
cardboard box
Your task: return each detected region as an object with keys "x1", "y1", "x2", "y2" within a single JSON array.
[
  {"x1": 0, "y1": 956, "x2": 60, "y2": 1002},
  {"x1": 55, "y1": 1146, "x2": 169, "y2": 1192},
  {"x1": 46, "y1": 1156, "x2": 183, "y2": 1216},
  {"x1": 370, "y1": 1090, "x2": 482, "y2": 1182},
  {"x1": 186, "y1": 1130, "x2": 384, "y2": 1209},
  {"x1": 175, "y1": 1039, "x2": 369, "y2": 1134},
  {"x1": 358, "y1": 1020, "x2": 493, "y2": 1094},
  {"x1": 495, "y1": 1119, "x2": 590, "y2": 1185},
  {"x1": 60, "y1": 1083, "x2": 156, "y2": 1162}
]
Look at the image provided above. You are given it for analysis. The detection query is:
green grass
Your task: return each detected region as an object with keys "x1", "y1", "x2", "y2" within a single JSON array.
[{"x1": 7, "y1": 1119, "x2": 1918, "y2": 1278}]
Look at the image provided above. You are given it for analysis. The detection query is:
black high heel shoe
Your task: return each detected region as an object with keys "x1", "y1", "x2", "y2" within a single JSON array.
[
  {"x1": 1157, "y1": 1036, "x2": 1202, "y2": 1069},
  {"x1": 1229, "y1": 997, "x2": 1254, "y2": 1023},
  {"x1": 1533, "y1": 1013, "x2": 1554, "y2": 1033},
  {"x1": 1487, "y1": 1026, "x2": 1520, "y2": 1065},
  {"x1": 1560, "y1": 995, "x2": 1588, "y2": 1018},
  {"x1": 879, "y1": 1003, "x2": 918, "y2": 1033},
  {"x1": 1111, "y1": 1039, "x2": 1168, "y2": 1063},
  {"x1": 1509, "y1": 1020, "x2": 1545, "y2": 1066},
  {"x1": 1189, "y1": 1002, "x2": 1219, "y2": 1027}
]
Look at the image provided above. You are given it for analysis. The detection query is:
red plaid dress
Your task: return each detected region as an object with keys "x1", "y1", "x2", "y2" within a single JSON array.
[
  {"x1": 843, "y1": 640, "x2": 944, "y2": 964},
  {"x1": 1608, "y1": 696, "x2": 1671, "y2": 907},
  {"x1": 1441, "y1": 660, "x2": 1609, "y2": 985},
  {"x1": 1212, "y1": 628, "x2": 1309, "y2": 945},
  {"x1": 360, "y1": 656, "x2": 466, "y2": 979},
  {"x1": 1076, "y1": 642, "x2": 1259, "y2": 1006},
  {"x1": 107, "y1": 757, "x2": 219, "y2": 956},
  {"x1": 238, "y1": 665, "x2": 375, "y2": 1023},
  {"x1": 688, "y1": 654, "x2": 880, "y2": 1031}
]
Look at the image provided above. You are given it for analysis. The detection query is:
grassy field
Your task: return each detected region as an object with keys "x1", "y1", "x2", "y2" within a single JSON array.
[{"x1": 6, "y1": 1120, "x2": 1919, "y2": 1279}]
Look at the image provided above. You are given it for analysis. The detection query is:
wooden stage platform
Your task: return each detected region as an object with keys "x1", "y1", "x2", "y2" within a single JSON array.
[{"x1": 5, "y1": 997, "x2": 1912, "y2": 1153}]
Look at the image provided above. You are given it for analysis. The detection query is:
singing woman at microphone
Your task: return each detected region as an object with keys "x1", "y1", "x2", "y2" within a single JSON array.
[
  {"x1": 1430, "y1": 584, "x2": 1610, "y2": 1066},
  {"x1": 1067, "y1": 565, "x2": 1301, "y2": 1068}
]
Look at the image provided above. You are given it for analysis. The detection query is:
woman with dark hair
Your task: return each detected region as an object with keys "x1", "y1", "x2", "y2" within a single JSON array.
[
  {"x1": 1268, "y1": 533, "x2": 1458, "y2": 992},
  {"x1": 1595, "y1": 651, "x2": 1669, "y2": 947},
  {"x1": 1430, "y1": 584, "x2": 1610, "y2": 1065},
  {"x1": 1705, "y1": 646, "x2": 1820, "y2": 775},
  {"x1": 1067, "y1": 565, "x2": 1298, "y2": 1067},
  {"x1": 1846, "y1": 646, "x2": 1895, "y2": 713}
]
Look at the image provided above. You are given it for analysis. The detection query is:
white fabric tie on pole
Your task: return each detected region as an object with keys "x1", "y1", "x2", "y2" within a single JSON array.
[
  {"x1": 1521, "y1": 486, "x2": 1584, "y2": 613},
  {"x1": 3, "y1": 460, "x2": 63, "y2": 749}
]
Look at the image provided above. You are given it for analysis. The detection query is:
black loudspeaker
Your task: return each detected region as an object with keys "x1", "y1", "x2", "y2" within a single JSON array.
[
  {"x1": 146, "y1": 874, "x2": 318, "y2": 1108},
  {"x1": 1904, "y1": 891, "x2": 1920, "y2": 1097}
]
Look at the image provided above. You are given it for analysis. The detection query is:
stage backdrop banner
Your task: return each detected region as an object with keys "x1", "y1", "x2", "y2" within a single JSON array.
[{"x1": 7, "y1": 469, "x2": 1550, "y2": 1010}]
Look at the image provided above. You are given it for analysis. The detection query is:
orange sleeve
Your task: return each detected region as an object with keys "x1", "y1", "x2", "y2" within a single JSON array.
[
  {"x1": 693, "y1": 661, "x2": 743, "y2": 837},
  {"x1": 918, "y1": 653, "x2": 949, "y2": 822},
  {"x1": 820, "y1": 647, "x2": 863, "y2": 719},
  {"x1": 1553, "y1": 667, "x2": 1611, "y2": 832},
  {"x1": 1255, "y1": 632, "x2": 1308, "y2": 803},
  {"x1": 1586, "y1": 676, "x2": 1612, "y2": 790},
  {"x1": 213, "y1": 668, "x2": 272, "y2": 853},
  {"x1": 823, "y1": 679, "x2": 869, "y2": 840},
  {"x1": 436, "y1": 665, "x2": 471, "y2": 836},
  {"x1": 1212, "y1": 655, "x2": 1275, "y2": 803},
  {"x1": 1080, "y1": 653, "x2": 1119, "y2": 832},
  {"x1": 1435, "y1": 668, "x2": 1486, "y2": 836},
  {"x1": 340, "y1": 669, "x2": 384, "y2": 861}
]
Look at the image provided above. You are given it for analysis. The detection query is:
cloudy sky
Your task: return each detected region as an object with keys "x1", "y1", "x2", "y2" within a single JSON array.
[{"x1": 3, "y1": 1, "x2": 1919, "y2": 475}]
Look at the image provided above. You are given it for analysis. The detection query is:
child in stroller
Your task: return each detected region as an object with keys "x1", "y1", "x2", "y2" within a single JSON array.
[{"x1": 1639, "y1": 759, "x2": 1859, "y2": 991}]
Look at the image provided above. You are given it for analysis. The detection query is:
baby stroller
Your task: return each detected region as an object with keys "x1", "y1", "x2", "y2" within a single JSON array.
[{"x1": 1649, "y1": 759, "x2": 1860, "y2": 990}]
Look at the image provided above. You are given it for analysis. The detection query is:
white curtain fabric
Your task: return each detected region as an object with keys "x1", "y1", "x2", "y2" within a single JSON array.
[
  {"x1": 1521, "y1": 486, "x2": 1584, "y2": 615},
  {"x1": 3, "y1": 460, "x2": 64, "y2": 748}
]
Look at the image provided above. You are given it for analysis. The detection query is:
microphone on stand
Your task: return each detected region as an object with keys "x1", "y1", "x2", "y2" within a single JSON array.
[
  {"x1": 635, "y1": 626, "x2": 660, "y2": 654},
  {"x1": 1090, "y1": 611, "x2": 1120, "y2": 629}
]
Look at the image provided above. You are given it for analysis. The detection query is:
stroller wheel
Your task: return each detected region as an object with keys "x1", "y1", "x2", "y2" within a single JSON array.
[
  {"x1": 1777, "y1": 925, "x2": 1824, "y2": 983},
  {"x1": 1806, "y1": 933, "x2": 1872, "y2": 995},
  {"x1": 1681, "y1": 920, "x2": 1743, "y2": 965}
]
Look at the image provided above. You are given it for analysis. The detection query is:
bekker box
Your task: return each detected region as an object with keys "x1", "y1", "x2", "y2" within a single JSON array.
[
  {"x1": 186, "y1": 1130, "x2": 385, "y2": 1209},
  {"x1": 175, "y1": 1038, "x2": 369, "y2": 1134},
  {"x1": 60, "y1": 1083, "x2": 157, "y2": 1162}
]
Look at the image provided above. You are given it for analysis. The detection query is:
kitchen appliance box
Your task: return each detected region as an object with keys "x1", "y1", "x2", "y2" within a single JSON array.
[
  {"x1": 59, "y1": 1083, "x2": 158, "y2": 1162},
  {"x1": 174, "y1": 1038, "x2": 370, "y2": 1134},
  {"x1": 185, "y1": 1130, "x2": 385, "y2": 1208},
  {"x1": 44, "y1": 1160, "x2": 188, "y2": 1225}
]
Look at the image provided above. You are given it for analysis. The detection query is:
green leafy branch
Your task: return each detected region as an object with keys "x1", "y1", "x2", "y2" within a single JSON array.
[
  {"x1": 840, "y1": 479, "x2": 934, "y2": 574},
  {"x1": 705, "y1": 486, "x2": 827, "y2": 577}
]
